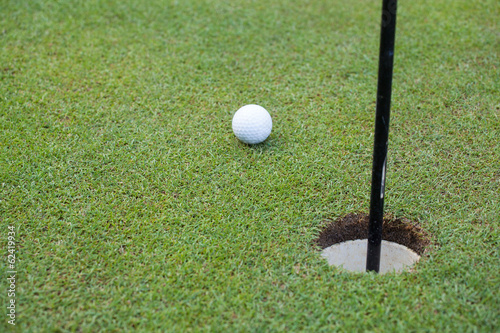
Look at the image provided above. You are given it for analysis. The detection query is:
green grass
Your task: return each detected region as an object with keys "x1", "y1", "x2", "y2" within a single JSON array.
[{"x1": 1, "y1": 0, "x2": 499, "y2": 331}]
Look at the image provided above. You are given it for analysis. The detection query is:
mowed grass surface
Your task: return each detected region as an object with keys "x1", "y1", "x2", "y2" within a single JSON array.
[{"x1": 1, "y1": 0, "x2": 499, "y2": 331}]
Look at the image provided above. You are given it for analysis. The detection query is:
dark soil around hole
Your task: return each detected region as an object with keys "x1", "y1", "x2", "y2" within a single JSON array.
[{"x1": 315, "y1": 213, "x2": 431, "y2": 255}]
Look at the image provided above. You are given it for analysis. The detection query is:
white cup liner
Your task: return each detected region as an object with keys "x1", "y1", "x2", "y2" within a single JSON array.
[{"x1": 321, "y1": 239, "x2": 420, "y2": 274}]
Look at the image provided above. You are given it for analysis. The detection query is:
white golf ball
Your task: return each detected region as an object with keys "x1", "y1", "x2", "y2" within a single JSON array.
[{"x1": 232, "y1": 104, "x2": 272, "y2": 144}]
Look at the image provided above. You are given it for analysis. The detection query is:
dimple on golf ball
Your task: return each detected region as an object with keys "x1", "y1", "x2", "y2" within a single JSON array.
[{"x1": 232, "y1": 104, "x2": 272, "y2": 144}]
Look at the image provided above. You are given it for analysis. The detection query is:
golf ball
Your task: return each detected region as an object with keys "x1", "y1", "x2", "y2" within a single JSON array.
[{"x1": 232, "y1": 104, "x2": 272, "y2": 144}]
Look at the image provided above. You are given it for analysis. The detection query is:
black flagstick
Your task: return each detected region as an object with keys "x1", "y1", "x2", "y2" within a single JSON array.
[{"x1": 366, "y1": 0, "x2": 398, "y2": 273}]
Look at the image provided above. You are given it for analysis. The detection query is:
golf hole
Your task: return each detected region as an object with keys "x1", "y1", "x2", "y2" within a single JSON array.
[{"x1": 315, "y1": 213, "x2": 431, "y2": 274}]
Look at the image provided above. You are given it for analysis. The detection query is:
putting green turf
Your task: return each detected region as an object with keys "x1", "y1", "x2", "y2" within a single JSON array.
[{"x1": 1, "y1": 0, "x2": 499, "y2": 331}]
